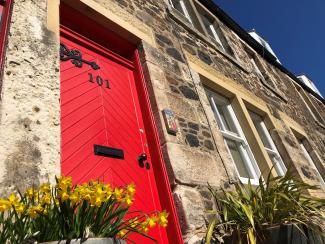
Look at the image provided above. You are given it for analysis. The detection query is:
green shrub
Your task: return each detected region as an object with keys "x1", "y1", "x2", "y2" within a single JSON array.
[{"x1": 205, "y1": 171, "x2": 325, "y2": 244}]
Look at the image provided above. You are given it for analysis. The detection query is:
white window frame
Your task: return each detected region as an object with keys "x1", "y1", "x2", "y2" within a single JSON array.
[
  {"x1": 170, "y1": 0, "x2": 194, "y2": 25},
  {"x1": 299, "y1": 140, "x2": 325, "y2": 190},
  {"x1": 208, "y1": 23, "x2": 226, "y2": 53},
  {"x1": 208, "y1": 92, "x2": 261, "y2": 185},
  {"x1": 250, "y1": 112, "x2": 287, "y2": 176}
]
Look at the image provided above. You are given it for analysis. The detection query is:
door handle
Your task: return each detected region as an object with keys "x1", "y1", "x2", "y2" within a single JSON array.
[{"x1": 138, "y1": 153, "x2": 147, "y2": 168}]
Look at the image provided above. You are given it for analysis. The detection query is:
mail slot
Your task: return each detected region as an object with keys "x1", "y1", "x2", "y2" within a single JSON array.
[{"x1": 94, "y1": 144, "x2": 124, "y2": 159}]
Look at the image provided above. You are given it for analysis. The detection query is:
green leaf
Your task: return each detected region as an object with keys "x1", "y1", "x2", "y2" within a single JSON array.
[{"x1": 205, "y1": 219, "x2": 217, "y2": 244}]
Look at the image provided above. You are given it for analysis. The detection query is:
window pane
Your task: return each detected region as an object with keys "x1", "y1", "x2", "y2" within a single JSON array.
[
  {"x1": 171, "y1": 0, "x2": 185, "y2": 15},
  {"x1": 268, "y1": 153, "x2": 285, "y2": 176},
  {"x1": 214, "y1": 102, "x2": 238, "y2": 134},
  {"x1": 250, "y1": 113, "x2": 272, "y2": 149},
  {"x1": 225, "y1": 138, "x2": 253, "y2": 179}
]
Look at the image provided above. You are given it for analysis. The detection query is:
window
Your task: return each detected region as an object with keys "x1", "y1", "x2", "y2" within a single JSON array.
[
  {"x1": 249, "y1": 111, "x2": 287, "y2": 176},
  {"x1": 170, "y1": 0, "x2": 193, "y2": 23},
  {"x1": 205, "y1": 88, "x2": 261, "y2": 185},
  {"x1": 169, "y1": 0, "x2": 233, "y2": 56},
  {"x1": 296, "y1": 85, "x2": 325, "y2": 125},
  {"x1": 298, "y1": 139, "x2": 325, "y2": 190},
  {"x1": 197, "y1": 10, "x2": 225, "y2": 52},
  {"x1": 169, "y1": 0, "x2": 202, "y2": 30}
]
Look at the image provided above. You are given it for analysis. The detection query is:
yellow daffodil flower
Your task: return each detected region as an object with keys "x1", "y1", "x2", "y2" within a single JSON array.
[
  {"x1": 0, "y1": 199, "x2": 10, "y2": 212},
  {"x1": 144, "y1": 215, "x2": 157, "y2": 228},
  {"x1": 123, "y1": 195, "x2": 134, "y2": 206},
  {"x1": 130, "y1": 218, "x2": 139, "y2": 228},
  {"x1": 14, "y1": 203, "x2": 26, "y2": 214},
  {"x1": 118, "y1": 229, "x2": 128, "y2": 237},
  {"x1": 56, "y1": 176, "x2": 72, "y2": 191},
  {"x1": 69, "y1": 193, "x2": 79, "y2": 205},
  {"x1": 158, "y1": 211, "x2": 169, "y2": 228},
  {"x1": 59, "y1": 191, "x2": 69, "y2": 201},
  {"x1": 126, "y1": 183, "x2": 136, "y2": 196},
  {"x1": 141, "y1": 223, "x2": 150, "y2": 233},
  {"x1": 25, "y1": 188, "x2": 34, "y2": 200},
  {"x1": 27, "y1": 205, "x2": 43, "y2": 218},
  {"x1": 8, "y1": 193, "x2": 20, "y2": 204},
  {"x1": 41, "y1": 193, "x2": 51, "y2": 205},
  {"x1": 114, "y1": 188, "x2": 124, "y2": 201},
  {"x1": 40, "y1": 183, "x2": 51, "y2": 193},
  {"x1": 91, "y1": 194, "x2": 103, "y2": 207}
]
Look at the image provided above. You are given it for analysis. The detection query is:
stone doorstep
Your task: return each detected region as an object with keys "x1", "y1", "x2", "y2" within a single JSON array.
[{"x1": 40, "y1": 238, "x2": 126, "y2": 244}]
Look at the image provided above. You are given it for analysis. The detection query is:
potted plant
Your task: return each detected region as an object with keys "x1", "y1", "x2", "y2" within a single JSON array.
[
  {"x1": 205, "y1": 171, "x2": 325, "y2": 244},
  {"x1": 0, "y1": 176, "x2": 168, "y2": 243}
]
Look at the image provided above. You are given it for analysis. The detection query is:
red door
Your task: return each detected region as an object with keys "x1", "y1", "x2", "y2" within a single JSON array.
[{"x1": 60, "y1": 28, "x2": 169, "y2": 243}]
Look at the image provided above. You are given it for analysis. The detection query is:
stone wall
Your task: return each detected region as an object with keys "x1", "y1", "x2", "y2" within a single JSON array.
[
  {"x1": 0, "y1": 0, "x2": 324, "y2": 243},
  {"x1": 0, "y1": 0, "x2": 60, "y2": 196},
  {"x1": 95, "y1": 0, "x2": 325, "y2": 241}
]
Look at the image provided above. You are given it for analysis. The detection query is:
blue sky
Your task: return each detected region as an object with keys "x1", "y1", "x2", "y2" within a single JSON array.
[{"x1": 213, "y1": 0, "x2": 325, "y2": 96}]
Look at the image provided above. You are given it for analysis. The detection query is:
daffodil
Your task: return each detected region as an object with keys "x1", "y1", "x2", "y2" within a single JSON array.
[
  {"x1": 8, "y1": 193, "x2": 20, "y2": 205},
  {"x1": 0, "y1": 199, "x2": 10, "y2": 212},
  {"x1": 56, "y1": 176, "x2": 72, "y2": 191},
  {"x1": 91, "y1": 194, "x2": 103, "y2": 207},
  {"x1": 41, "y1": 193, "x2": 51, "y2": 205},
  {"x1": 126, "y1": 183, "x2": 136, "y2": 196},
  {"x1": 130, "y1": 218, "x2": 139, "y2": 228},
  {"x1": 141, "y1": 223, "x2": 150, "y2": 233},
  {"x1": 14, "y1": 203, "x2": 26, "y2": 214},
  {"x1": 27, "y1": 208, "x2": 38, "y2": 218},
  {"x1": 27, "y1": 205, "x2": 43, "y2": 218},
  {"x1": 158, "y1": 211, "x2": 169, "y2": 228},
  {"x1": 40, "y1": 183, "x2": 51, "y2": 193},
  {"x1": 118, "y1": 229, "x2": 128, "y2": 237},
  {"x1": 25, "y1": 188, "x2": 35, "y2": 200},
  {"x1": 123, "y1": 194, "x2": 134, "y2": 206},
  {"x1": 144, "y1": 215, "x2": 157, "y2": 228},
  {"x1": 114, "y1": 187, "x2": 124, "y2": 201},
  {"x1": 69, "y1": 193, "x2": 79, "y2": 205},
  {"x1": 59, "y1": 191, "x2": 69, "y2": 201}
]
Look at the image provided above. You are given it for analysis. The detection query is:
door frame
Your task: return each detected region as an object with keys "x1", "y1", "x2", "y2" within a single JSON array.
[{"x1": 59, "y1": 5, "x2": 183, "y2": 243}]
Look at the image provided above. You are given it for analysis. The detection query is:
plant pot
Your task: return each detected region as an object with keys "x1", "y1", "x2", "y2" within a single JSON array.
[
  {"x1": 223, "y1": 224, "x2": 325, "y2": 244},
  {"x1": 259, "y1": 224, "x2": 325, "y2": 244},
  {"x1": 41, "y1": 238, "x2": 126, "y2": 244}
]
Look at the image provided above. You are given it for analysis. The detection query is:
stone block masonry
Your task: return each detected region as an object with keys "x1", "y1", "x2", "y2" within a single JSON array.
[{"x1": 0, "y1": 0, "x2": 60, "y2": 195}]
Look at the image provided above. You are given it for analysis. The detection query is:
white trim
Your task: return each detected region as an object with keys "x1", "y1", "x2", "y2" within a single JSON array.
[
  {"x1": 170, "y1": 0, "x2": 194, "y2": 25},
  {"x1": 250, "y1": 112, "x2": 287, "y2": 176},
  {"x1": 209, "y1": 24, "x2": 225, "y2": 52},
  {"x1": 208, "y1": 91, "x2": 261, "y2": 185}
]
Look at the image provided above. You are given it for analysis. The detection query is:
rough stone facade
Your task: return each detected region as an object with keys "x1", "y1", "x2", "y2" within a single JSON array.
[
  {"x1": 0, "y1": 0, "x2": 60, "y2": 196},
  {"x1": 0, "y1": 0, "x2": 324, "y2": 242}
]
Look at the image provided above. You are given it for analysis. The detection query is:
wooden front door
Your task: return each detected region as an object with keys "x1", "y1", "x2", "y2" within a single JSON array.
[{"x1": 60, "y1": 27, "x2": 169, "y2": 243}]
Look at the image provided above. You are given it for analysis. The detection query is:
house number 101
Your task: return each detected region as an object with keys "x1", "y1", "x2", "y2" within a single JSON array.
[{"x1": 88, "y1": 73, "x2": 110, "y2": 89}]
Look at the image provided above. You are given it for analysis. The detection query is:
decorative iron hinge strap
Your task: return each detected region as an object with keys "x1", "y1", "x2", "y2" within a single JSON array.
[{"x1": 60, "y1": 43, "x2": 100, "y2": 70}]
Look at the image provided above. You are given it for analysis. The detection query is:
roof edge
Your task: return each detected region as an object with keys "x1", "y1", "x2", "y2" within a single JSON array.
[{"x1": 198, "y1": 0, "x2": 325, "y2": 104}]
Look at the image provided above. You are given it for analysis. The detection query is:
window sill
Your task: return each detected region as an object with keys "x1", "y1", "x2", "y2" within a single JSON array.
[{"x1": 167, "y1": 7, "x2": 250, "y2": 74}]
